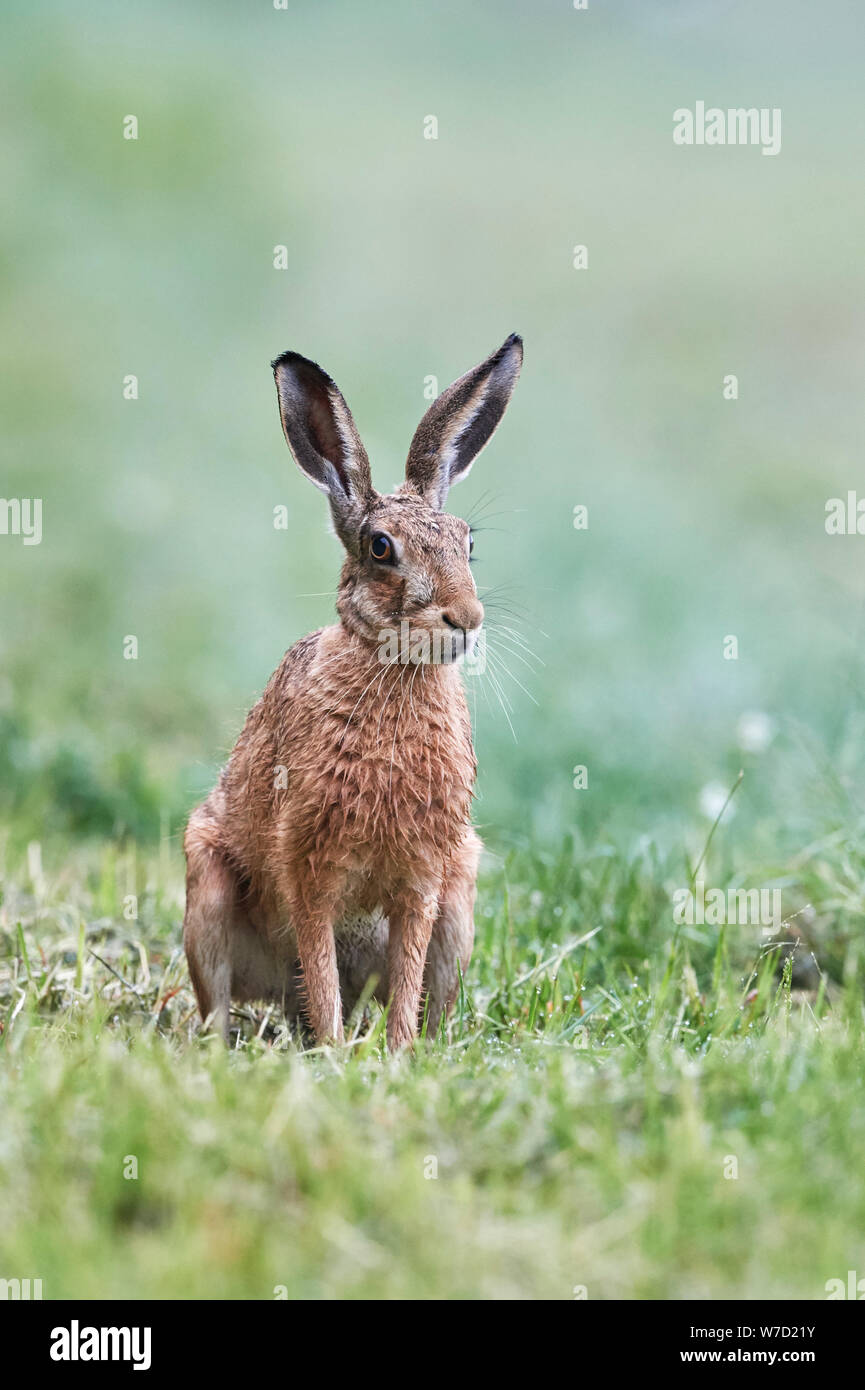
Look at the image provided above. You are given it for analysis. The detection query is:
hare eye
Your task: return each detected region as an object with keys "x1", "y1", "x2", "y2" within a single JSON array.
[
  {"x1": 370, "y1": 532, "x2": 393, "y2": 563},
  {"x1": 468, "y1": 531, "x2": 474, "y2": 554}
]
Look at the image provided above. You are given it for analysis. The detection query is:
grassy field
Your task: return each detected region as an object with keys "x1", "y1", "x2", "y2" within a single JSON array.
[
  {"x1": 2, "y1": 796, "x2": 864, "y2": 1301},
  {"x1": 3, "y1": 2, "x2": 865, "y2": 1302}
]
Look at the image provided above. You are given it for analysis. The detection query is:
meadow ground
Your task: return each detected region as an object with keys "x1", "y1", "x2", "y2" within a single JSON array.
[
  {"x1": 2, "y1": 812, "x2": 863, "y2": 1301},
  {"x1": 3, "y1": 1, "x2": 865, "y2": 1303}
]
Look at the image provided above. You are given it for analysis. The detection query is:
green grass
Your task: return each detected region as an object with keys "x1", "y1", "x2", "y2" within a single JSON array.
[
  {"x1": 4, "y1": 0, "x2": 865, "y2": 1303},
  {"x1": 2, "y1": 820, "x2": 863, "y2": 1300}
]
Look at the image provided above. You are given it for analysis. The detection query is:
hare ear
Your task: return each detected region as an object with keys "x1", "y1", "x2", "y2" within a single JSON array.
[
  {"x1": 405, "y1": 333, "x2": 523, "y2": 509},
  {"x1": 272, "y1": 350, "x2": 375, "y2": 552}
]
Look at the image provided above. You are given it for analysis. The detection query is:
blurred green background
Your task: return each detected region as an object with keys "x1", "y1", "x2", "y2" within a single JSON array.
[{"x1": 2, "y1": 0, "x2": 864, "y2": 861}]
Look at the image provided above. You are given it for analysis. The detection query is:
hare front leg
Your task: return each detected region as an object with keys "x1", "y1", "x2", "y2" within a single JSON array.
[
  {"x1": 423, "y1": 829, "x2": 480, "y2": 1039},
  {"x1": 386, "y1": 887, "x2": 440, "y2": 1050},
  {"x1": 284, "y1": 874, "x2": 345, "y2": 1044},
  {"x1": 292, "y1": 910, "x2": 344, "y2": 1044}
]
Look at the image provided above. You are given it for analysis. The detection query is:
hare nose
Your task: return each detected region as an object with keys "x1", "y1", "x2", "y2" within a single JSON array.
[{"x1": 442, "y1": 599, "x2": 484, "y2": 632}]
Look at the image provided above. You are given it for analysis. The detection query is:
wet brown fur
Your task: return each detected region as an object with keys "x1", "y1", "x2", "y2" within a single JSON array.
[{"x1": 183, "y1": 335, "x2": 522, "y2": 1049}]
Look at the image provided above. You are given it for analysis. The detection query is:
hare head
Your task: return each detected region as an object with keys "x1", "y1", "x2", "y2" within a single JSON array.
[{"x1": 272, "y1": 334, "x2": 522, "y2": 664}]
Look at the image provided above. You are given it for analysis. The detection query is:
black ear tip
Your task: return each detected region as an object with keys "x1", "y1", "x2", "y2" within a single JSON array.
[
  {"x1": 495, "y1": 333, "x2": 523, "y2": 374},
  {"x1": 271, "y1": 350, "x2": 337, "y2": 393},
  {"x1": 271, "y1": 349, "x2": 303, "y2": 374}
]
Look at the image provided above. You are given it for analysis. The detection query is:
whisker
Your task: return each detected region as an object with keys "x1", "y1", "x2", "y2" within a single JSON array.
[
  {"x1": 485, "y1": 625, "x2": 545, "y2": 668},
  {"x1": 478, "y1": 582, "x2": 523, "y2": 597},
  {"x1": 485, "y1": 635, "x2": 543, "y2": 677},
  {"x1": 467, "y1": 509, "x2": 526, "y2": 526},
  {"x1": 464, "y1": 488, "x2": 502, "y2": 527},
  {"x1": 481, "y1": 654, "x2": 515, "y2": 713},
  {"x1": 483, "y1": 614, "x2": 543, "y2": 651},
  {"x1": 375, "y1": 664, "x2": 402, "y2": 739},
  {"x1": 483, "y1": 666, "x2": 518, "y2": 742},
  {"x1": 388, "y1": 666, "x2": 416, "y2": 792},
  {"x1": 408, "y1": 660, "x2": 421, "y2": 723},
  {"x1": 485, "y1": 646, "x2": 540, "y2": 707},
  {"x1": 337, "y1": 661, "x2": 393, "y2": 746}
]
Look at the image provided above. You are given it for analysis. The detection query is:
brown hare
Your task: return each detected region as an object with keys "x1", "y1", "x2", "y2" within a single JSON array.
[{"x1": 183, "y1": 334, "x2": 523, "y2": 1050}]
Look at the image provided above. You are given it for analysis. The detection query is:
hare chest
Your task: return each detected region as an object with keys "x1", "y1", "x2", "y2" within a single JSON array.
[{"x1": 282, "y1": 689, "x2": 476, "y2": 909}]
